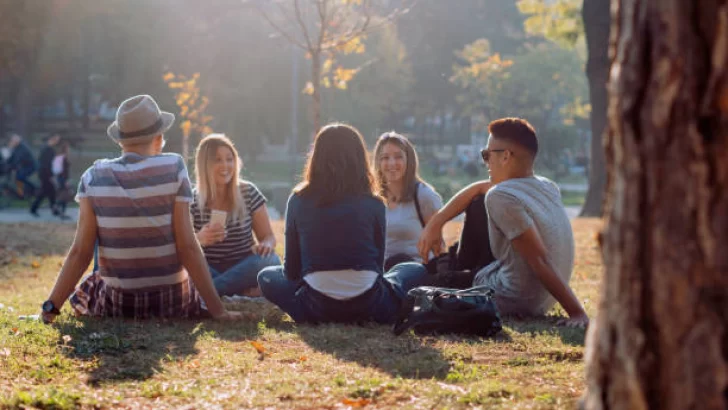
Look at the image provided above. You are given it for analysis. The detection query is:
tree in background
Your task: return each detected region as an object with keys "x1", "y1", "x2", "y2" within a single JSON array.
[
  {"x1": 324, "y1": 21, "x2": 414, "y2": 140},
  {"x1": 584, "y1": 0, "x2": 728, "y2": 408},
  {"x1": 0, "y1": 0, "x2": 52, "y2": 137},
  {"x1": 579, "y1": 0, "x2": 610, "y2": 216},
  {"x1": 396, "y1": 0, "x2": 525, "y2": 145},
  {"x1": 163, "y1": 72, "x2": 213, "y2": 161},
  {"x1": 253, "y1": 0, "x2": 414, "y2": 136},
  {"x1": 517, "y1": 0, "x2": 583, "y2": 47},
  {"x1": 0, "y1": 0, "x2": 199, "y2": 142},
  {"x1": 452, "y1": 39, "x2": 589, "y2": 171},
  {"x1": 518, "y1": 0, "x2": 610, "y2": 216}
]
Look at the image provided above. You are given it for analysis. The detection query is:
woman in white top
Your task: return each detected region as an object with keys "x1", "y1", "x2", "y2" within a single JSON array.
[{"x1": 373, "y1": 132, "x2": 443, "y2": 270}]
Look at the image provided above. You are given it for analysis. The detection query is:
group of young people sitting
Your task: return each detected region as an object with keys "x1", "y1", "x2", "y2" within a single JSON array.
[{"x1": 39, "y1": 94, "x2": 588, "y2": 328}]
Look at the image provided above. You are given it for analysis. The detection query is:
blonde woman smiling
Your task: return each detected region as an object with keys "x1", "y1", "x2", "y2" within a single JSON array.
[{"x1": 191, "y1": 134, "x2": 279, "y2": 297}]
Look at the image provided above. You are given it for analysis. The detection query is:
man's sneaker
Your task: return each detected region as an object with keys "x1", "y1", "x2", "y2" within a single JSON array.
[{"x1": 29, "y1": 210, "x2": 40, "y2": 218}]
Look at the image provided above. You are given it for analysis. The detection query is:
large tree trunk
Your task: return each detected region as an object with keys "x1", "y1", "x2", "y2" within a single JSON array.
[
  {"x1": 579, "y1": 0, "x2": 611, "y2": 217},
  {"x1": 584, "y1": 0, "x2": 728, "y2": 409}
]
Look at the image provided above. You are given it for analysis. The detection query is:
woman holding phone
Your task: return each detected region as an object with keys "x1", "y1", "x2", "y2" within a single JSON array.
[{"x1": 191, "y1": 134, "x2": 279, "y2": 297}]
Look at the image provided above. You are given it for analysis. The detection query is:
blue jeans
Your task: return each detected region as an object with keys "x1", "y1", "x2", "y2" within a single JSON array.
[
  {"x1": 257, "y1": 262, "x2": 428, "y2": 324},
  {"x1": 15, "y1": 166, "x2": 36, "y2": 196},
  {"x1": 209, "y1": 253, "x2": 281, "y2": 296}
]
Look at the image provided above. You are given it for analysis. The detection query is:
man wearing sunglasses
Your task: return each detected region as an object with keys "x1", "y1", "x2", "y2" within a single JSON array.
[{"x1": 417, "y1": 117, "x2": 588, "y2": 328}]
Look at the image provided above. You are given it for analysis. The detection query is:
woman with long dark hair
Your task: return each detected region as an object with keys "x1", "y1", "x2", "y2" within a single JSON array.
[{"x1": 257, "y1": 124, "x2": 427, "y2": 324}]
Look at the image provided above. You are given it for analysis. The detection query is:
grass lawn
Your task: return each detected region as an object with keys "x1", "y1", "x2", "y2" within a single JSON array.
[{"x1": 0, "y1": 219, "x2": 602, "y2": 409}]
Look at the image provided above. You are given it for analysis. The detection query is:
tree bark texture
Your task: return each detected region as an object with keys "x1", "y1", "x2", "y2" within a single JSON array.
[
  {"x1": 584, "y1": 1, "x2": 728, "y2": 409},
  {"x1": 580, "y1": 0, "x2": 611, "y2": 217}
]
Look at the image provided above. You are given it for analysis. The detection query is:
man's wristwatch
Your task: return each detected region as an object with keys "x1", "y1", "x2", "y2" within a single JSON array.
[{"x1": 41, "y1": 300, "x2": 60, "y2": 315}]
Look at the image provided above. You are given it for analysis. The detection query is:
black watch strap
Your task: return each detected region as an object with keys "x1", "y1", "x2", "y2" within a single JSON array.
[{"x1": 42, "y1": 300, "x2": 60, "y2": 315}]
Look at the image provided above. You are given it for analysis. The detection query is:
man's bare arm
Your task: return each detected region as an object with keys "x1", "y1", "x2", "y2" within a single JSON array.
[{"x1": 511, "y1": 227, "x2": 588, "y2": 327}]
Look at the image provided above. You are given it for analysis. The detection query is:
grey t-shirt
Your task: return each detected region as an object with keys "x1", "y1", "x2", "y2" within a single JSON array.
[
  {"x1": 385, "y1": 183, "x2": 442, "y2": 262},
  {"x1": 474, "y1": 176, "x2": 574, "y2": 316}
]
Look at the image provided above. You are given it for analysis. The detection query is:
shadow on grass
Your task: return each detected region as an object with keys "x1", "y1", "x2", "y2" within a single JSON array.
[
  {"x1": 54, "y1": 315, "x2": 261, "y2": 386},
  {"x1": 294, "y1": 323, "x2": 450, "y2": 380},
  {"x1": 291, "y1": 322, "x2": 511, "y2": 381},
  {"x1": 504, "y1": 316, "x2": 587, "y2": 347}
]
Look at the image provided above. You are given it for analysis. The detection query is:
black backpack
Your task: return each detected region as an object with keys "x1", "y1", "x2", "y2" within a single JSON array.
[{"x1": 392, "y1": 285, "x2": 502, "y2": 337}]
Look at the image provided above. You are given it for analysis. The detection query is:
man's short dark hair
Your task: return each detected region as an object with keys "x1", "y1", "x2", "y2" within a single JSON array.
[{"x1": 488, "y1": 117, "x2": 538, "y2": 157}]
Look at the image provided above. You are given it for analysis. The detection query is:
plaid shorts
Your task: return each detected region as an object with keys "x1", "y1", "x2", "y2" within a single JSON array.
[{"x1": 69, "y1": 272, "x2": 207, "y2": 319}]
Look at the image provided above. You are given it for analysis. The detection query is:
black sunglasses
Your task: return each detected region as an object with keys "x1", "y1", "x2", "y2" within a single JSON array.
[{"x1": 480, "y1": 148, "x2": 510, "y2": 162}]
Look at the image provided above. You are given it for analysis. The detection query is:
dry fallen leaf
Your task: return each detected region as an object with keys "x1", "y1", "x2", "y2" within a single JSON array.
[
  {"x1": 31, "y1": 261, "x2": 41, "y2": 269},
  {"x1": 342, "y1": 398, "x2": 371, "y2": 407},
  {"x1": 250, "y1": 341, "x2": 266, "y2": 354},
  {"x1": 0, "y1": 348, "x2": 10, "y2": 357},
  {"x1": 11, "y1": 328, "x2": 19, "y2": 335},
  {"x1": 299, "y1": 355, "x2": 307, "y2": 362}
]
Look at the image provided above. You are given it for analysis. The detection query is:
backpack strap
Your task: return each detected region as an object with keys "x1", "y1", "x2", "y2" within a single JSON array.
[
  {"x1": 413, "y1": 182, "x2": 425, "y2": 228},
  {"x1": 392, "y1": 294, "x2": 417, "y2": 336}
]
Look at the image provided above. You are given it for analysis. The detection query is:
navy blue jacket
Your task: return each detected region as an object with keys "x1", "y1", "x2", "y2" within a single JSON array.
[
  {"x1": 283, "y1": 192, "x2": 386, "y2": 281},
  {"x1": 37, "y1": 145, "x2": 55, "y2": 179},
  {"x1": 8, "y1": 142, "x2": 36, "y2": 172}
]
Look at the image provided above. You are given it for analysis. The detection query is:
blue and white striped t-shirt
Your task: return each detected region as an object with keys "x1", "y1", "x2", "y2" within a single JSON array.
[{"x1": 76, "y1": 153, "x2": 193, "y2": 290}]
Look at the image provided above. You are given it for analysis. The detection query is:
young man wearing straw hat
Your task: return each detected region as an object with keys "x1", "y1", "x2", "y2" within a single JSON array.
[{"x1": 40, "y1": 95, "x2": 240, "y2": 323}]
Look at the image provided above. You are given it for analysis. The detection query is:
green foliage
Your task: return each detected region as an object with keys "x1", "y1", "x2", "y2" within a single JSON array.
[
  {"x1": 517, "y1": 0, "x2": 584, "y2": 48},
  {"x1": 452, "y1": 40, "x2": 589, "y2": 170},
  {"x1": 6, "y1": 389, "x2": 84, "y2": 410},
  {"x1": 397, "y1": 0, "x2": 526, "y2": 120}
]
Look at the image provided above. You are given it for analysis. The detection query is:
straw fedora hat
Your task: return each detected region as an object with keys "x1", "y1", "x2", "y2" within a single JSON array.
[{"x1": 107, "y1": 95, "x2": 175, "y2": 144}]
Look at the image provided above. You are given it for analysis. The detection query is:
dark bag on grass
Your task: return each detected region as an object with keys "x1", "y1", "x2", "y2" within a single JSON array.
[{"x1": 392, "y1": 285, "x2": 502, "y2": 337}]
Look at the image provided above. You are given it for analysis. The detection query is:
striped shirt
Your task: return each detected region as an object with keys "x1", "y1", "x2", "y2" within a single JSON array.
[
  {"x1": 76, "y1": 153, "x2": 193, "y2": 291},
  {"x1": 190, "y1": 181, "x2": 266, "y2": 271}
]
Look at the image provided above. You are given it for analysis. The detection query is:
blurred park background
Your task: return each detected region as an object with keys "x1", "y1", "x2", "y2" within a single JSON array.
[{"x1": 0, "y1": 0, "x2": 597, "y2": 217}]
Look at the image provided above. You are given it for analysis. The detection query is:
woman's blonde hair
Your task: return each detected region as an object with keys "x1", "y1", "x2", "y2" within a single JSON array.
[
  {"x1": 194, "y1": 134, "x2": 247, "y2": 222},
  {"x1": 372, "y1": 131, "x2": 423, "y2": 204}
]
